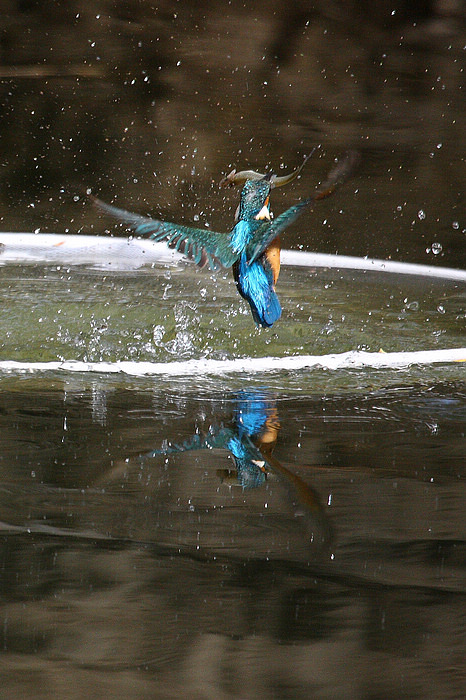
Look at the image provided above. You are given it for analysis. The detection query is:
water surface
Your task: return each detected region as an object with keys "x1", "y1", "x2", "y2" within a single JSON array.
[
  {"x1": 0, "y1": 257, "x2": 464, "y2": 699},
  {"x1": 0, "y1": 2, "x2": 464, "y2": 698}
]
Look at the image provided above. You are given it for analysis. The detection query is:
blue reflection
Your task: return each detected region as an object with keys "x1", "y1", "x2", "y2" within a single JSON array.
[
  {"x1": 141, "y1": 389, "x2": 328, "y2": 538},
  {"x1": 144, "y1": 389, "x2": 277, "y2": 489}
]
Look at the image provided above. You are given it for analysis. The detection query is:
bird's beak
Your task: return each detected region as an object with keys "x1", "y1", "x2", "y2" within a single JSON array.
[
  {"x1": 219, "y1": 149, "x2": 317, "y2": 188},
  {"x1": 255, "y1": 196, "x2": 271, "y2": 220}
]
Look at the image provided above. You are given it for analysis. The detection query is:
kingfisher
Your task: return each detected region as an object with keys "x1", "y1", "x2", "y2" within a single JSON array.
[
  {"x1": 137, "y1": 388, "x2": 330, "y2": 544},
  {"x1": 92, "y1": 151, "x2": 357, "y2": 327}
]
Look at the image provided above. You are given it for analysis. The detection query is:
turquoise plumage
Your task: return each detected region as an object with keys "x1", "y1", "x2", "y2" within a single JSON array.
[
  {"x1": 92, "y1": 151, "x2": 357, "y2": 327},
  {"x1": 93, "y1": 177, "x2": 311, "y2": 327}
]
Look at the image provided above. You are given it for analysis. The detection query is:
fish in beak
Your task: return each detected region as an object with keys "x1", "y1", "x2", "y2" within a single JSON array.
[{"x1": 255, "y1": 196, "x2": 271, "y2": 220}]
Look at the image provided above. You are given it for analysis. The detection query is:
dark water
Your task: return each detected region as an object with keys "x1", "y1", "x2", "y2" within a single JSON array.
[
  {"x1": 0, "y1": 1, "x2": 464, "y2": 267},
  {"x1": 0, "y1": 379, "x2": 464, "y2": 699},
  {"x1": 0, "y1": 2, "x2": 465, "y2": 699}
]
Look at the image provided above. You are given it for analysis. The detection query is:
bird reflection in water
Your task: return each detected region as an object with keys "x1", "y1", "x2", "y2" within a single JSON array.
[{"x1": 141, "y1": 389, "x2": 331, "y2": 547}]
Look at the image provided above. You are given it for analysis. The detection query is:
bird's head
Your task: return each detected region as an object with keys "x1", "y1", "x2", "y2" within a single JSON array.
[{"x1": 236, "y1": 177, "x2": 272, "y2": 223}]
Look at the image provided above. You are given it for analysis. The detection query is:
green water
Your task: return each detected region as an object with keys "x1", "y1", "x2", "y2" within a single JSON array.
[{"x1": 1, "y1": 262, "x2": 464, "y2": 380}]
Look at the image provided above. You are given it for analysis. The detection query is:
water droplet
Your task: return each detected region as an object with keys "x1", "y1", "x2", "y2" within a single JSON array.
[
  {"x1": 417, "y1": 209, "x2": 426, "y2": 220},
  {"x1": 431, "y1": 242, "x2": 442, "y2": 255}
]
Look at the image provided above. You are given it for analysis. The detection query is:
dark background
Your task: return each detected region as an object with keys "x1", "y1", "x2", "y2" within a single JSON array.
[{"x1": 0, "y1": 0, "x2": 464, "y2": 266}]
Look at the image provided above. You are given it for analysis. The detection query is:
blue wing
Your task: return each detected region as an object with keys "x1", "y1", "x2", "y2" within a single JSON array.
[
  {"x1": 141, "y1": 427, "x2": 237, "y2": 458},
  {"x1": 92, "y1": 197, "x2": 239, "y2": 270},
  {"x1": 140, "y1": 428, "x2": 268, "y2": 490},
  {"x1": 246, "y1": 151, "x2": 360, "y2": 264},
  {"x1": 246, "y1": 198, "x2": 312, "y2": 265}
]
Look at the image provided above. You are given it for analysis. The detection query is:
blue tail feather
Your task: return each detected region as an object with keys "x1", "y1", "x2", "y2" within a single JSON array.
[
  {"x1": 261, "y1": 288, "x2": 281, "y2": 327},
  {"x1": 234, "y1": 255, "x2": 282, "y2": 328}
]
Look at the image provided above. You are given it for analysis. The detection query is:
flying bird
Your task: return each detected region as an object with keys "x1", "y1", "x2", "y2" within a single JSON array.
[{"x1": 92, "y1": 151, "x2": 357, "y2": 327}]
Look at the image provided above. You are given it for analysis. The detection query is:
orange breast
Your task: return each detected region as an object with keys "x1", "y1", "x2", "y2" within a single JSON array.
[{"x1": 265, "y1": 236, "x2": 281, "y2": 286}]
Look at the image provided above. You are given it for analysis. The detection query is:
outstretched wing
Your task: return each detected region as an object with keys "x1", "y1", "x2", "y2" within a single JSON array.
[
  {"x1": 92, "y1": 197, "x2": 239, "y2": 270},
  {"x1": 140, "y1": 427, "x2": 236, "y2": 459},
  {"x1": 246, "y1": 199, "x2": 312, "y2": 264},
  {"x1": 246, "y1": 150, "x2": 360, "y2": 264}
]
